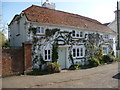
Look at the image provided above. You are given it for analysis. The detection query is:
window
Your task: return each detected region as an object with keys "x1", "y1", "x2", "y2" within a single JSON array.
[
  {"x1": 72, "y1": 30, "x2": 83, "y2": 38},
  {"x1": 103, "y1": 47, "x2": 108, "y2": 54},
  {"x1": 80, "y1": 48, "x2": 83, "y2": 56},
  {"x1": 104, "y1": 35, "x2": 109, "y2": 39},
  {"x1": 72, "y1": 30, "x2": 75, "y2": 37},
  {"x1": 77, "y1": 48, "x2": 80, "y2": 56},
  {"x1": 73, "y1": 49, "x2": 76, "y2": 57},
  {"x1": 76, "y1": 31, "x2": 79, "y2": 37},
  {"x1": 37, "y1": 27, "x2": 45, "y2": 34},
  {"x1": 72, "y1": 47, "x2": 84, "y2": 58},
  {"x1": 79, "y1": 31, "x2": 83, "y2": 37},
  {"x1": 44, "y1": 50, "x2": 51, "y2": 60}
]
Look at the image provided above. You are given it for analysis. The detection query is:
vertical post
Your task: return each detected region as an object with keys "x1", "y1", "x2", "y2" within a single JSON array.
[
  {"x1": 23, "y1": 42, "x2": 32, "y2": 75},
  {"x1": 117, "y1": 1, "x2": 120, "y2": 49}
]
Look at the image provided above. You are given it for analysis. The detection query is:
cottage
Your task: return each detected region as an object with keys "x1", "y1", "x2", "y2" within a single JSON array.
[{"x1": 8, "y1": 0, "x2": 116, "y2": 69}]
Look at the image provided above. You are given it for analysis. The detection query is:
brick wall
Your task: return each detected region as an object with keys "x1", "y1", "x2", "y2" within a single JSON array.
[
  {"x1": 2, "y1": 47, "x2": 24, "y2": 76},
  {"x1": 23, "y1": 42, "x2": 32, "y2": 74},
  {"x1": 1, "y1": 42, "x2": 32, "y2": 77}
]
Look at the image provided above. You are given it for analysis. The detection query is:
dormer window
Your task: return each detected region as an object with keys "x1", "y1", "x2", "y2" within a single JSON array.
[
  {"x1": 36, "y1": 27, "x2": 45, "y2": 34},
  {"x1": 72, "y1": 30, "x2": 83, "y2": 38}
]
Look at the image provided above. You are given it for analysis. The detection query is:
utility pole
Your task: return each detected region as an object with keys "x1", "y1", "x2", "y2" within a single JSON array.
[{"x1": 117, "y1": 1, "x2": 120, "y2": 49}]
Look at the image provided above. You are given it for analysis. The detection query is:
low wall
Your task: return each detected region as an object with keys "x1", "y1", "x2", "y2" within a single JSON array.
[
  {"x1": 1, "y1": 43, "x2": 32, "y2": 77},
  {"x1": 2, "y1": 47, "x2": 24, "y2": 76}
]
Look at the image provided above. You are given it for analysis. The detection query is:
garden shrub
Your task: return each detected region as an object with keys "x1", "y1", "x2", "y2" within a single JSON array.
[
  {"x1": 44, "y1": 62, "x2": 61, "y2": 73},
  {"x1": 114, "y1": 58, "x2": 120, "y2": 62},
  {"x1": 69, "y1": 64, "x2": 81, "y2": 70},
  {"x1": 102, "y1": 54, "x2": 114, "y2": 63},
  {"x1": 53, "y1": 62, "x2": 61, "y2": 73},
  {"x1": 88, "y1": 58, "x2": 100, "y2": 67}
]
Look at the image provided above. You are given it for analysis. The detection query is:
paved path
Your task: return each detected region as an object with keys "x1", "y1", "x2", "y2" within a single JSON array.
[{"x1": 2, "y1": 62, "x2": 119, "y2": 88}]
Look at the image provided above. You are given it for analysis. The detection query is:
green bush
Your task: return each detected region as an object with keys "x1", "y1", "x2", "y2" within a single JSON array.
[
  {"x1": 69, "y1": 64, "x2": 81, "y2": 70},
  {"x1": 114, "y1": 58, "x2": 120, "y2": 62},
  {"x1": 53, "y1": 62, "x2": 61, "y2": 73},
  {"x1": 88, "y1": 58, "x2": 100, "y2": 67},
  {"x1": 102, "y1": 54, "x2": 114, "y2": 63}
]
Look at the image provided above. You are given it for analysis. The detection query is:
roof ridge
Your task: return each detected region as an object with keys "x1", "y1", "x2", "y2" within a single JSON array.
[{"x1": 23, "y1": 5, "x2": 101, "y2": 25}]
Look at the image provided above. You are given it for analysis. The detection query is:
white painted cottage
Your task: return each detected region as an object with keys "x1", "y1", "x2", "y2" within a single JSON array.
[{"x1": 8, "y1": 1, "x2": 117, "y2": 69}]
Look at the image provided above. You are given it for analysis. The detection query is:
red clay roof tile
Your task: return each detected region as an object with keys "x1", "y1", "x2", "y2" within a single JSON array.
[{"x1": 23, "y1": 5, "x2": 115, "y2": 33}]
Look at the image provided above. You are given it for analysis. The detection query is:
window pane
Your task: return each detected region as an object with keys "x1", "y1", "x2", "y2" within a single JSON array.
[
  {"x1": 80, "y1": 32, "x2": 83, "y2": 37},
  {"x1": 41, "y1": 27, "x2": 44, "y2": 33},
  {"x1": 103, "y1": 47, "x2": 107, "y2": 54},
  {"x1": 77, "y1": 48, "x2": 79, "y2": 56},
  {"x1": 45, "y1": 50, "x2": 47, "y2": 54},
  {"x1": 76, "y1": 31, "x2": 79, "y2": 37},
  {"x1": 73, "y1": 49, "x2": 76, "y2": 57},
  {"x1": 48, "y1": 55, "x2": 50, "y2": 59},
  {"x1": 37, "y1": 27, "x2": 40, "y2": 33},
  {"x1": 72, "y1": 30, "x2": 75, "y2": 36},
  {"x1": 80, "y1": 48, "x2": 83, "y2": 56},
  {"x1": 45, "y1": 50, "x2": 47, "y2": 60},
  {"x1": 48, "y1": 50, "x2": 50, "y2": 54}
]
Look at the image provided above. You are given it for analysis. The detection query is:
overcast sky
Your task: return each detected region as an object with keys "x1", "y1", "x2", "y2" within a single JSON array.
[{"x1": 1, "y1": 0, "x2": 118, "y2": 37}]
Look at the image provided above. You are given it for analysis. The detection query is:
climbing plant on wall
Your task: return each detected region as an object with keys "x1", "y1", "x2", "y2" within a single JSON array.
[
  {"x1": 84, "y1": 33, "x2": 104, "y2": 59},
  {"x1": 52, "y1": 42, "x2": 59, "y2": 62}
]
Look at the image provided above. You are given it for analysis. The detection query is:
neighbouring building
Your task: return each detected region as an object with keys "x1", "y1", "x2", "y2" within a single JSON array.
[
  {"x1": 8, "y1": 0, "x2": 117, "y2": 69},
  {"x1": 108, "y1": 1, "x2": 120, "y2": 59}
]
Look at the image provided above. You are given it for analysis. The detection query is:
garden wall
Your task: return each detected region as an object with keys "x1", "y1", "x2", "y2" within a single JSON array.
[{"x1": 1, "y1": 42, "x2": 32, "y2": 77}]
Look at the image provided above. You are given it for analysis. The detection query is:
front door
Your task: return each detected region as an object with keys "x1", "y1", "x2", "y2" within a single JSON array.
[{"x1": 58, "y1": 47, "x2": 67, "y2": 69}]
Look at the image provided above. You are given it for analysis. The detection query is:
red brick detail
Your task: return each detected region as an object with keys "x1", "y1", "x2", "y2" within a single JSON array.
[
  {"x1": 2, "y1": 43, "x2": 32, "y2": 77},
  {"x1": 2, "y1": 48, "x2": 24, "y2": 76},
  {"x1": 23, "y1": 42, "x2": 32, "y2": 74}
]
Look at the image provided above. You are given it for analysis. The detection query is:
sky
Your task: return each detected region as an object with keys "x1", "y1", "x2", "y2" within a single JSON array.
[{"x1": 1, "y1": 0, "x2": 118, "y2": 37}]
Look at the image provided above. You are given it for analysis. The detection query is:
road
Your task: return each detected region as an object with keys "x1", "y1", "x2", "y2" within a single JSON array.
[{"x1": 2, "y1": 62, "x2": 119, "y2": 88}]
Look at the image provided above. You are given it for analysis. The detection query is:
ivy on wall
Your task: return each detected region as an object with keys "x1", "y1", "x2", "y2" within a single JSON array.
[
  {"x1": 52, "y1": 42, "x2": 59, "y2": 62},
  {"x1": 45, "y1": 28, "x2": 60, "y2": 37},
  {"x1": 28, "y1": 26, "x2": 115, "y2": 67}
]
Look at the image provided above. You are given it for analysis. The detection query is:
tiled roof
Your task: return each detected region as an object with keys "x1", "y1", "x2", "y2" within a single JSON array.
[{"x1": 23, "y1": 5, "x2": 115, "y2": 33}]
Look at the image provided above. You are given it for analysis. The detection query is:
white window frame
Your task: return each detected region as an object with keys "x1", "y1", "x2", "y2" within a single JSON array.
[
  {"x1": 72, "y1": 30, "x2": 83, "y2": 38},
  {"x1": 104, "y1": 34, "x2": 109, "y2": 39},
  {"x1": 72, "y1": 46, "x2": 85, "y2": 58},
  {"x1": 103, "y1": 46, "x2": 108, "y2": 55},
  {"x1": 44, "y1": 49, "x2": 51, "y2": 61},
  {"x1": 36, "y1": 27, "x2": 45, "y2": 34}
]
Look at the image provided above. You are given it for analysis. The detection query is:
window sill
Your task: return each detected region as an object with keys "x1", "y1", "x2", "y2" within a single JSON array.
[
  {"x1": 73, "y1": 57, "x2": 85, "y2": 59},
  {"x1": 72, "y1": 37, "x2": 84, "y2": 39},
  {"x1": 36, "y1": 34, "x2": 45, "y2": 36}
]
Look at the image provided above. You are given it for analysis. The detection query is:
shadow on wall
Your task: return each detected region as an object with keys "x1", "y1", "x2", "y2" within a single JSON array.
[{"x1": 112, "y1": 73, "x2": 120, "y2": 79}]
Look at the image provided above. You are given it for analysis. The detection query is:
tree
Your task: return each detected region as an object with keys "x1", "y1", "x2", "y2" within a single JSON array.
[{"x1": 0, "y1": 31, "x2": 7, "y2": 46}]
